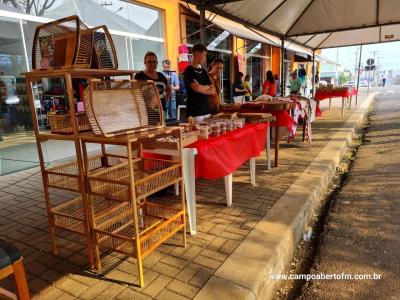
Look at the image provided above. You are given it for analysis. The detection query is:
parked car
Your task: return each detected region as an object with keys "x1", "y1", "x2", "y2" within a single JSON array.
[
  {"x1": 345, "y1": 80, "x2": 355, "y2": 87},
  {"x1": 359, "y1": 80, "x2": 368, "y2": 87}
]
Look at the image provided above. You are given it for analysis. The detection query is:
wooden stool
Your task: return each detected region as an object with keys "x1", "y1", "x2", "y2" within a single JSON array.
[{"x1": 0, "y1": 240, "x2": 30, "y2": 300}]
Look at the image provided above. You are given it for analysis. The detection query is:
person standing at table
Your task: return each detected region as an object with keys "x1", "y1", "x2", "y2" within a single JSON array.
[
  {"x1": 207, "y1": 58, "x2": 224, "y2": 114},
  {"x1": 233, "y1": 72, "x2": 247, "y2": 103},
  {"x1": 135, "y1": 51, "x2": 171, "y2": 121},
  {"x1": 262, "y1": 70, "x2": 277, "y2": 96},
  {"x1": 184, "y1": 44, "x2": 215, "y2": 123},
  {"x1": 290, "y1": 71, "x2": 302, "y2": 95},
  {"x1": 161, "y1": 59, "x2": 179, "y2": 120},
  {"x1": 243, "y1": 74, "x2": 252, "y2": 102}
]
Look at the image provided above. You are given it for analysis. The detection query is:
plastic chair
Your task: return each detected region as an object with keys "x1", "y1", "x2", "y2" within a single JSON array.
[{"x1": 0, "y1": 239, "x2": 30, "y2": 300}]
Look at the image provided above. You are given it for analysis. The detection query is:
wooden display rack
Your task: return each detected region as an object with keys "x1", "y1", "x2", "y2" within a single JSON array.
[
  {"x1": 80, "y1": 127, "x2": 186, "y2": 287},
  {"x1": 24, "y1": 68, "x2": 137, "y2": 269}
]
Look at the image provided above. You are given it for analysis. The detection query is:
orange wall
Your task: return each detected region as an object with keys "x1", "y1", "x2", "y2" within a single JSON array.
[
  {"x1": 271, "y1": 46, "x2": 281, "y2": 77},
  {"x1": 132, "y1": 0, "x2": 181, "y2": 71}
]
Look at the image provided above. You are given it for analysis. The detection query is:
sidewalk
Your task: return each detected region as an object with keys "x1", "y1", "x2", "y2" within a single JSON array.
[
  {"x1": 302, "y1": 89, "x2": 400, "y2": 299},
  {"x1": 0, "y1": 92, "x2": 373, "y2": 300}
]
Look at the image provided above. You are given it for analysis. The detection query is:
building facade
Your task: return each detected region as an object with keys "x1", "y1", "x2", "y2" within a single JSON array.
[{"x1": 0, "y1": 0, "x2": 314, "y2": 174}]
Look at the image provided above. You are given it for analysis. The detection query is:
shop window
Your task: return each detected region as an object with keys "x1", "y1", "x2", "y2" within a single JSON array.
[
  {"x1": 130, "y1": 39, "x2": 165, "y2": 71},
  {"x1": 111, "y1": 35, "x2": 129, "y2": 70},
  {"x1": 83, "y1": 1, "x2": 164, "y2": 39},
  {"x1": 186, "y1": 19, "x2": 231, "y2": 51},
  {"x1": 0, "y1": 17, "x2": 34, "y2": 174}
]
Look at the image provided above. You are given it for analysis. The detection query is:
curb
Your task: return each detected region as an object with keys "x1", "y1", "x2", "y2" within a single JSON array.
[{"x1": 194, "y1": 92, "x2": 378, "y2": 300}]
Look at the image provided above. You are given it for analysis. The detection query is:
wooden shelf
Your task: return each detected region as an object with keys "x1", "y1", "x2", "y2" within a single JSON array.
[{"x1": 23, "y1": 68, "x2": 138, "y2": 79}]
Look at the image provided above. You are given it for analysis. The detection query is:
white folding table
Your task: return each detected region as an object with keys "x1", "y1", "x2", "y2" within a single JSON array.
[{"x1": 144, "y1": 122, "x2": 271, "y2": 235}]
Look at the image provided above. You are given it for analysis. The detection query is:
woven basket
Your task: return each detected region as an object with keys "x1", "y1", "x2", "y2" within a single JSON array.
[
  {"x1": 84, "y1": 80, "x2": 163, "y2": 137},
  {"x1": 32, "y1": 15, "x2": 93, "y2": 69},
  {"x1": 46, "y1": 154, "x2": 126, "y2": 192},
  {"x1": 95, "y1": 201, "x2": 184, "y2": 257},
  {"x1": 48, "y1": 112, "x2": 92, "y2": 134},
  {"x1": 87, "y1": 158, "x2": 181, "y2": 202}
]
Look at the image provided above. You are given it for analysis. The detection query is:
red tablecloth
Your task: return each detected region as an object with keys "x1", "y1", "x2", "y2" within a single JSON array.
[
  {"x1": 270, "y1": 111, "x2": 293, "y2": 130},
  {"x1": 187, "y1": 123, "x2": 268, "y2": 180},
  {"x1": 314, "y1": 88, "x2": 357, "y2": 101},
  {"x1": 315, "y1": 88, "x2": 357, "y2": 116}
]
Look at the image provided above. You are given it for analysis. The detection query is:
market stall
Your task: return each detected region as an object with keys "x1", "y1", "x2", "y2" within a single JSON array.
[
  {"x1": 182, "y1": 119, "x2": 272, "y2": 234},
  {"x1": 220, "y1": 95, "x2": 315, "y2": 166},
  {"x1": 143, "y1": 115, "x2": 274, "y2": 235},
  {"x1": 315, "y1": 86, "x2": 357, "y2": 117}
]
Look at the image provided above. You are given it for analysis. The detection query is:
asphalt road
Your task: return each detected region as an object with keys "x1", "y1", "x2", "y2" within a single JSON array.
[{"x1": 301, "y1": 88, "x2": 400, "y2": 299}]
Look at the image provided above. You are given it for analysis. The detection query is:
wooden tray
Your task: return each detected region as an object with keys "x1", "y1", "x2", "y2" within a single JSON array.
[{"x1": 219, "y1": 103, "x2": 241, "y2": 112}]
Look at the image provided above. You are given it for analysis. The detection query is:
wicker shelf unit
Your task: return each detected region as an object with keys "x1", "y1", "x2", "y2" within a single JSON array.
[
  {"x1": 80, "y1": 125, "x2": 186, "y2": 288},
  {"x1": 25, "y1": 68, "x2": 137, "y2": 269}
]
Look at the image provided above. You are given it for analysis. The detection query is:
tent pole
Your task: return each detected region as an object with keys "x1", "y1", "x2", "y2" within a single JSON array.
[
  {"x1": 355, "y1": 45, "x2": 362, "y2": 105},
  {"x1": 312, "y1": 50, "x2": 315, "y2": 97},
  {"x1": 199, "y1": 4, "x2": 206, "y2": 46},
  {"x1": 280, "y1": 38, "x2": 285, "y2": 96}
]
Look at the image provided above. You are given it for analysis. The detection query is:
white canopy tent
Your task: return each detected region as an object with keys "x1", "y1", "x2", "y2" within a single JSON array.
[
  {"x1": 186, "y1": 0, "x2": 400, "y2": 49},
  {"x1": 184, "y1": 3, "x2": 313, "y2": 55},
  {"x1": 185, "y1": 0, "x2": 398, "y2": 100}
]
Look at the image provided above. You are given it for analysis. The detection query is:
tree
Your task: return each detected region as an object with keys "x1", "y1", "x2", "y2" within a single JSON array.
[{"x1": 1, "y1": 0, "x2": 56, "y2": 16}]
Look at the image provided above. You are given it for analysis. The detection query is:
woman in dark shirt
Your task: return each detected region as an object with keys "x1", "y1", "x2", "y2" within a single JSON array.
[
  {"x1": 233, "y1": 72, "x2": 247, "y2": 103},
  {"x1": 134, "y1": 51, "x2": 171, "y2": 121}
]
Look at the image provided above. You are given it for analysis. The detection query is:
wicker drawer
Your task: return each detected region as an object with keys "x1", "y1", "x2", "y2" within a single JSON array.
[
  {"x1": 52, "y1": 195, "x2": 121, "y2": 234},
  {"x1": 46, "y1": 154, "x2": 126, "y2": 192},
  {"x1": 95, "y1": 202, "x2": 184, "y2": 257},
  {"x1": 87, "y1": 158, "x2": 181, "y2": 201},
  {"x1": 49, "y1": 113, "x2": 92, "y2": 134}
]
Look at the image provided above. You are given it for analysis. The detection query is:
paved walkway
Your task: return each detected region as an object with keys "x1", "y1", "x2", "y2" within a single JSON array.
[
  {"x1": 0, "y1": 92, "x2": 370, "y2": 299},
  {"x1": 302, "y1": 89, "x2": 400, "y2": 299}
]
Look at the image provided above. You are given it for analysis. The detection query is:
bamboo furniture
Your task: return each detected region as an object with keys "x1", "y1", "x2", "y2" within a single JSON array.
[
  {"x1": 24, "y1": 68, "x2": 137, "y2": 269},
  {"x1": 91, "y1": 26, "x2": 118, "y2": 69},
  {"x1": 80, "y1": 126, "x2": 186, "y2": 287},
  {"x1": 0, "y1": 239, "x2": 30, "y2": 300},
  {"x1": 32, "y1": 16, "x2": 118, "y2": 71},
  {"x1": 32, "y1": 15, "x2": 93, "y2": 69},
  {"x1": 83, "y1": 80, "x2": 163, "y2": 137}
]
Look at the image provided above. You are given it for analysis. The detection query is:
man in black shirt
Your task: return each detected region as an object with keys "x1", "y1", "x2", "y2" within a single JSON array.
[{"x1": 183, "y1": 44, "x2": 215, "y2": 123}]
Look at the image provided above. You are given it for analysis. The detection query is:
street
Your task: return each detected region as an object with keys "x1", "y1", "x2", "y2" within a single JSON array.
[{"x1": 301, "y1": 88, "x2": 400, "y2": 299}]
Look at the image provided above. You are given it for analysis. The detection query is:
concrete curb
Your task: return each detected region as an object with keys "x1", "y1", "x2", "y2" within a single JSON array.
[{"x1": 194, "y1": 92, "x2": 378, "y2": 300}]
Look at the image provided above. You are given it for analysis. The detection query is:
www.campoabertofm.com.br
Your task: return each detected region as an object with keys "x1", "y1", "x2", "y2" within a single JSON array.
[{"x1": 269, "y1": 272, "x2": 382, "y2": 281}]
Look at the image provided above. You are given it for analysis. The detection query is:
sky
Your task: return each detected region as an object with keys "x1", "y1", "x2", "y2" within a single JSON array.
[{"x1": 321, "y1": 41, "x2": 400, "y2": 73}]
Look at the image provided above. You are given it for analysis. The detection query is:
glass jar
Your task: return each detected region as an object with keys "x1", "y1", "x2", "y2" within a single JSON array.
[{"x1": 199, "y1": 126, "x2": 209, "y2": 139}]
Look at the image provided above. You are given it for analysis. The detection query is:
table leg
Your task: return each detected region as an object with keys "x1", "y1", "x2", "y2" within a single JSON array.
[
  {"x1": 250, "y1": 157, "x2": 256, "y2": 186},
  {"x1": 349, "y1": 95, "x2": 352, "y2": 109},
  {"x1": 274, "y1": 126, "x2": 279, "y2": 167},
  {"x1": 329, "y1": 98, "x2": 332, "y2": 110},
  {"x1": 302, "y1": 117, "x2": 306, "y2": 142},
  {"x1": 224, "y1": 174, "x2": 233, "y2": 207},
  {"x1": 266, "y1": 124, "x2": 271, "y2": 170},
  {"x1": 182, "y1": 148, "x2": 197, "y2": 235},
  {"x1": 342, "y1": 97, "x2": 345, "y2": 117}
]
